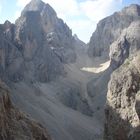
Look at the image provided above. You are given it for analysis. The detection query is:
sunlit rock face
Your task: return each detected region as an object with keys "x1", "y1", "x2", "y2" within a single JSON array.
[
  {"x1": 86, "y1": 5, "x2": 140, "y2": 136},
  {"x1": 104, "y1": 11, "x2": 140, "y2": 140},
  {"x1": 104, "y1": 53, "x2": 140, "y2": 140},
  {"x1": 110, "y1": 21, "x2": 140, "y2": 69},
  {"x1": 88, "y1": 4, "x2": 140, "y2": 58}
]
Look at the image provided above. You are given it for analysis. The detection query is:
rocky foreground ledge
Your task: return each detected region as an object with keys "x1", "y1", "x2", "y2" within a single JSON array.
[
  {"x1": 0, "y1": 80, "x2": 51, "y2": 140},
  {"x1": 104, "y1": 53, "x2": 140, "y2": 140}
]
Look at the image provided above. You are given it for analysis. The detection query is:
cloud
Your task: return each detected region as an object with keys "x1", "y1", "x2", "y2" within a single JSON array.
[
  {"x1": 44, "y1": 0, "x2": 80, "y2": 19},
  {"x1": 15, "y1": 0, "x2": 123, "y2": 42},
  {"x1": 16, "y1": 0, "x2": 30, "y2": 7},
  {"x1": 80, "y1": 0, "x2": 122, "y2": 23},
  {"x1": 14, "y1": 10, "x2": 21, "y2": 21}
]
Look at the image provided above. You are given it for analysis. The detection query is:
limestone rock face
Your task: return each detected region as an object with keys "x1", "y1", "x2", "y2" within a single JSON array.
[
  {"x1": 104, "y1": 54, "x2": 140, "y2": 140},
  {"x1": 0, "y1": 80, "x2": 51, "y2": 140},
  {"x1": 104, "y1": 20, "x2": 140, "y2": 140},
  {"x1": 0, "y1": 0, "x2": 78, "y2": 83},
  {"x1": 110, "y1": 21, "x2": 140, "y2": 69},
  {"x1": 15, "y1": 9, "x2": 64, "y2": 82},
  {"x1": 88, "y1": 4, "x2": 140, "y2": 58},
  {"x1": 21, "y1": 0, "x2": 76, "y2": 63},
  {"x1": 0, "y1": 22, "x2": 24, "y2": 82}
]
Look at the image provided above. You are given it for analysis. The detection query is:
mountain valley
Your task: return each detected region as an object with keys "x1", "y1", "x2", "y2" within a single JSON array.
[{"x1": 0, "y1": 1, "x2": 140, "y2": 140}]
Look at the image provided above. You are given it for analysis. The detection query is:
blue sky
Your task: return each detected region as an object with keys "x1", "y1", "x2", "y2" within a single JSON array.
[{"x1": 0, "y1": 0, "x2": 140, "y2": 42}]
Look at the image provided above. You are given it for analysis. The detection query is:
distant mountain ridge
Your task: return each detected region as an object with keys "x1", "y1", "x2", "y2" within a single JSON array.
[{"x1": 88, "y1": 4, "x2": 140, "y2": 58}]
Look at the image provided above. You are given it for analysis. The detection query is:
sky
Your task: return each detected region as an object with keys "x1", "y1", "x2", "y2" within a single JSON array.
[{"x1": 0, "y1": 0, "x2": 140, "y2": 42}]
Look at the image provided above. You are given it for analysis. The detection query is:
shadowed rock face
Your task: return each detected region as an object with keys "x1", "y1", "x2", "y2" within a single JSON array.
[
  {"x1": 88, "y1": 4, "x2": 140, "y2": 58},
  {"x1": 104, "y1": 53, "x2": 140, "y2": 140},
  {"x1": 0, "y1": 80, "x2": 51, "y2": 140},
  {"x1": 0, "y1": 20, "x2": 64, "y2": 83},
  {"x1": 0, "y1": 22, "x2": 25, "y2": 82}
]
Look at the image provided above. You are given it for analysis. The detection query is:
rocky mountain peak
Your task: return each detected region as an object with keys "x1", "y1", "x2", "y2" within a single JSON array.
[
  {"x1": 73, "y1": 34, "x2": 79, "y2": 41},
  {"x1": 31, "y1": 0, "x2": 41, "y2": 3},
  {"x1": 22, "y1": 0, "x2": 44, "y2": 12},
  {"x1": 121, "y1": 4, "x2": 140, "y2": 16},
  {"x1": 4, "y1": 20, "x2": 11, "y2": 27},
  {"x1": 22, "y1": 0, "x2": 57, "y2": 18},
  {"x1": 0, "y1": 0, "x2": 76, "y2": 83}
]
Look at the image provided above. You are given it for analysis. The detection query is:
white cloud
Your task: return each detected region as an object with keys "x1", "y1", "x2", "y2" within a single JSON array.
[
  {"x1": 16, "y1": 0, "x2": 30, "y2": 7},
  {"x1": 80, "y1": 0, "x2": 122, "y2": 23},
  {"x1": 15, "y1": 0, "x2": 123, "y2": 42},
  {"x1": 44, "y1": 0, "x2": 80, "y2": 18},
  {"x1": 14, "y1": 10, "x2": 21, "y2": 20}
]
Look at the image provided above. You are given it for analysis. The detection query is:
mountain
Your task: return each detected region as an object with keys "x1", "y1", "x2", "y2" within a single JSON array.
[
  {"x1": 0, "y1": 80, "x2": 51, "y2": 140},
  {"x1": 0, "y1": 0, "x2": 77, "y2": 83},
  {"x1": 110, "y1": 21, "x2": 140, "y2": 69},
  {"x1": 87, "y1": 4, "x2": 140, "y2": 129},
  {"x1": 0, "y1": 1, "x2": 102, "y2": 140},
  {"x1": 0, "y1": 1, "x2": 140, "y2": 140},
  {"x1": 88, "y1": 4, "x2": 140, "y2": 58},
  {"x1": 20, "y1": 0, "x2": 76, "y2": 63},
  {"x1": 104, "y1": 52, "x2": 140, "y2": 140},
  {"x1": 103, "y1": 6, "x2": 140, "y2": 140}
]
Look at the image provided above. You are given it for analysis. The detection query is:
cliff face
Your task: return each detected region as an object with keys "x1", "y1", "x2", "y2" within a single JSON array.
[
  {"x1": 104, "y1": 53, "x2": 140, "y2": 140},
  {"x1": 85, "y1": 5, "x2": 140, "y2": 139},
  {"x1": 104, "y1": 9, "x2": 140, "y2": 139},
  {"x1": 20, "y1": 0, "x2": 76, "y2": 63},
  {"x1": 110, "y1": 21, "x2": 140, "y2": 69},
  {"x1": 0, "y1": 80, "x2": 51, "y2": 140},
  {"x1": 0, "y1": 0, "x2": 77, "y2": 83},
  {"x1": 88, "y1": 4, "x2": 140, "y2": 58}
]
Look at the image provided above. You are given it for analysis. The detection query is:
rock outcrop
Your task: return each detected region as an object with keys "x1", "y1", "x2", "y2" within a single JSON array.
[
  {"x1": 87, "y1": 4, "x2": 140, "y2": 133},
  {"x1": 88, "y1": 4, "x2": 140, "y2": 58},
  {"x1": 0, "y1": 80, "x2": 51, "y2": 140},
  {"x1": 110, "y1": 21, "x2": 140, "y2": 69},
  {"x1": 0, "y1": 21, "x2": 24, "y2": 82},
  {"x1": 104, "y1": 53, "x2": 140, "y2": 140},
  {"x1": 104, "y1": 8, "x2": 140, "y2": 140}
]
